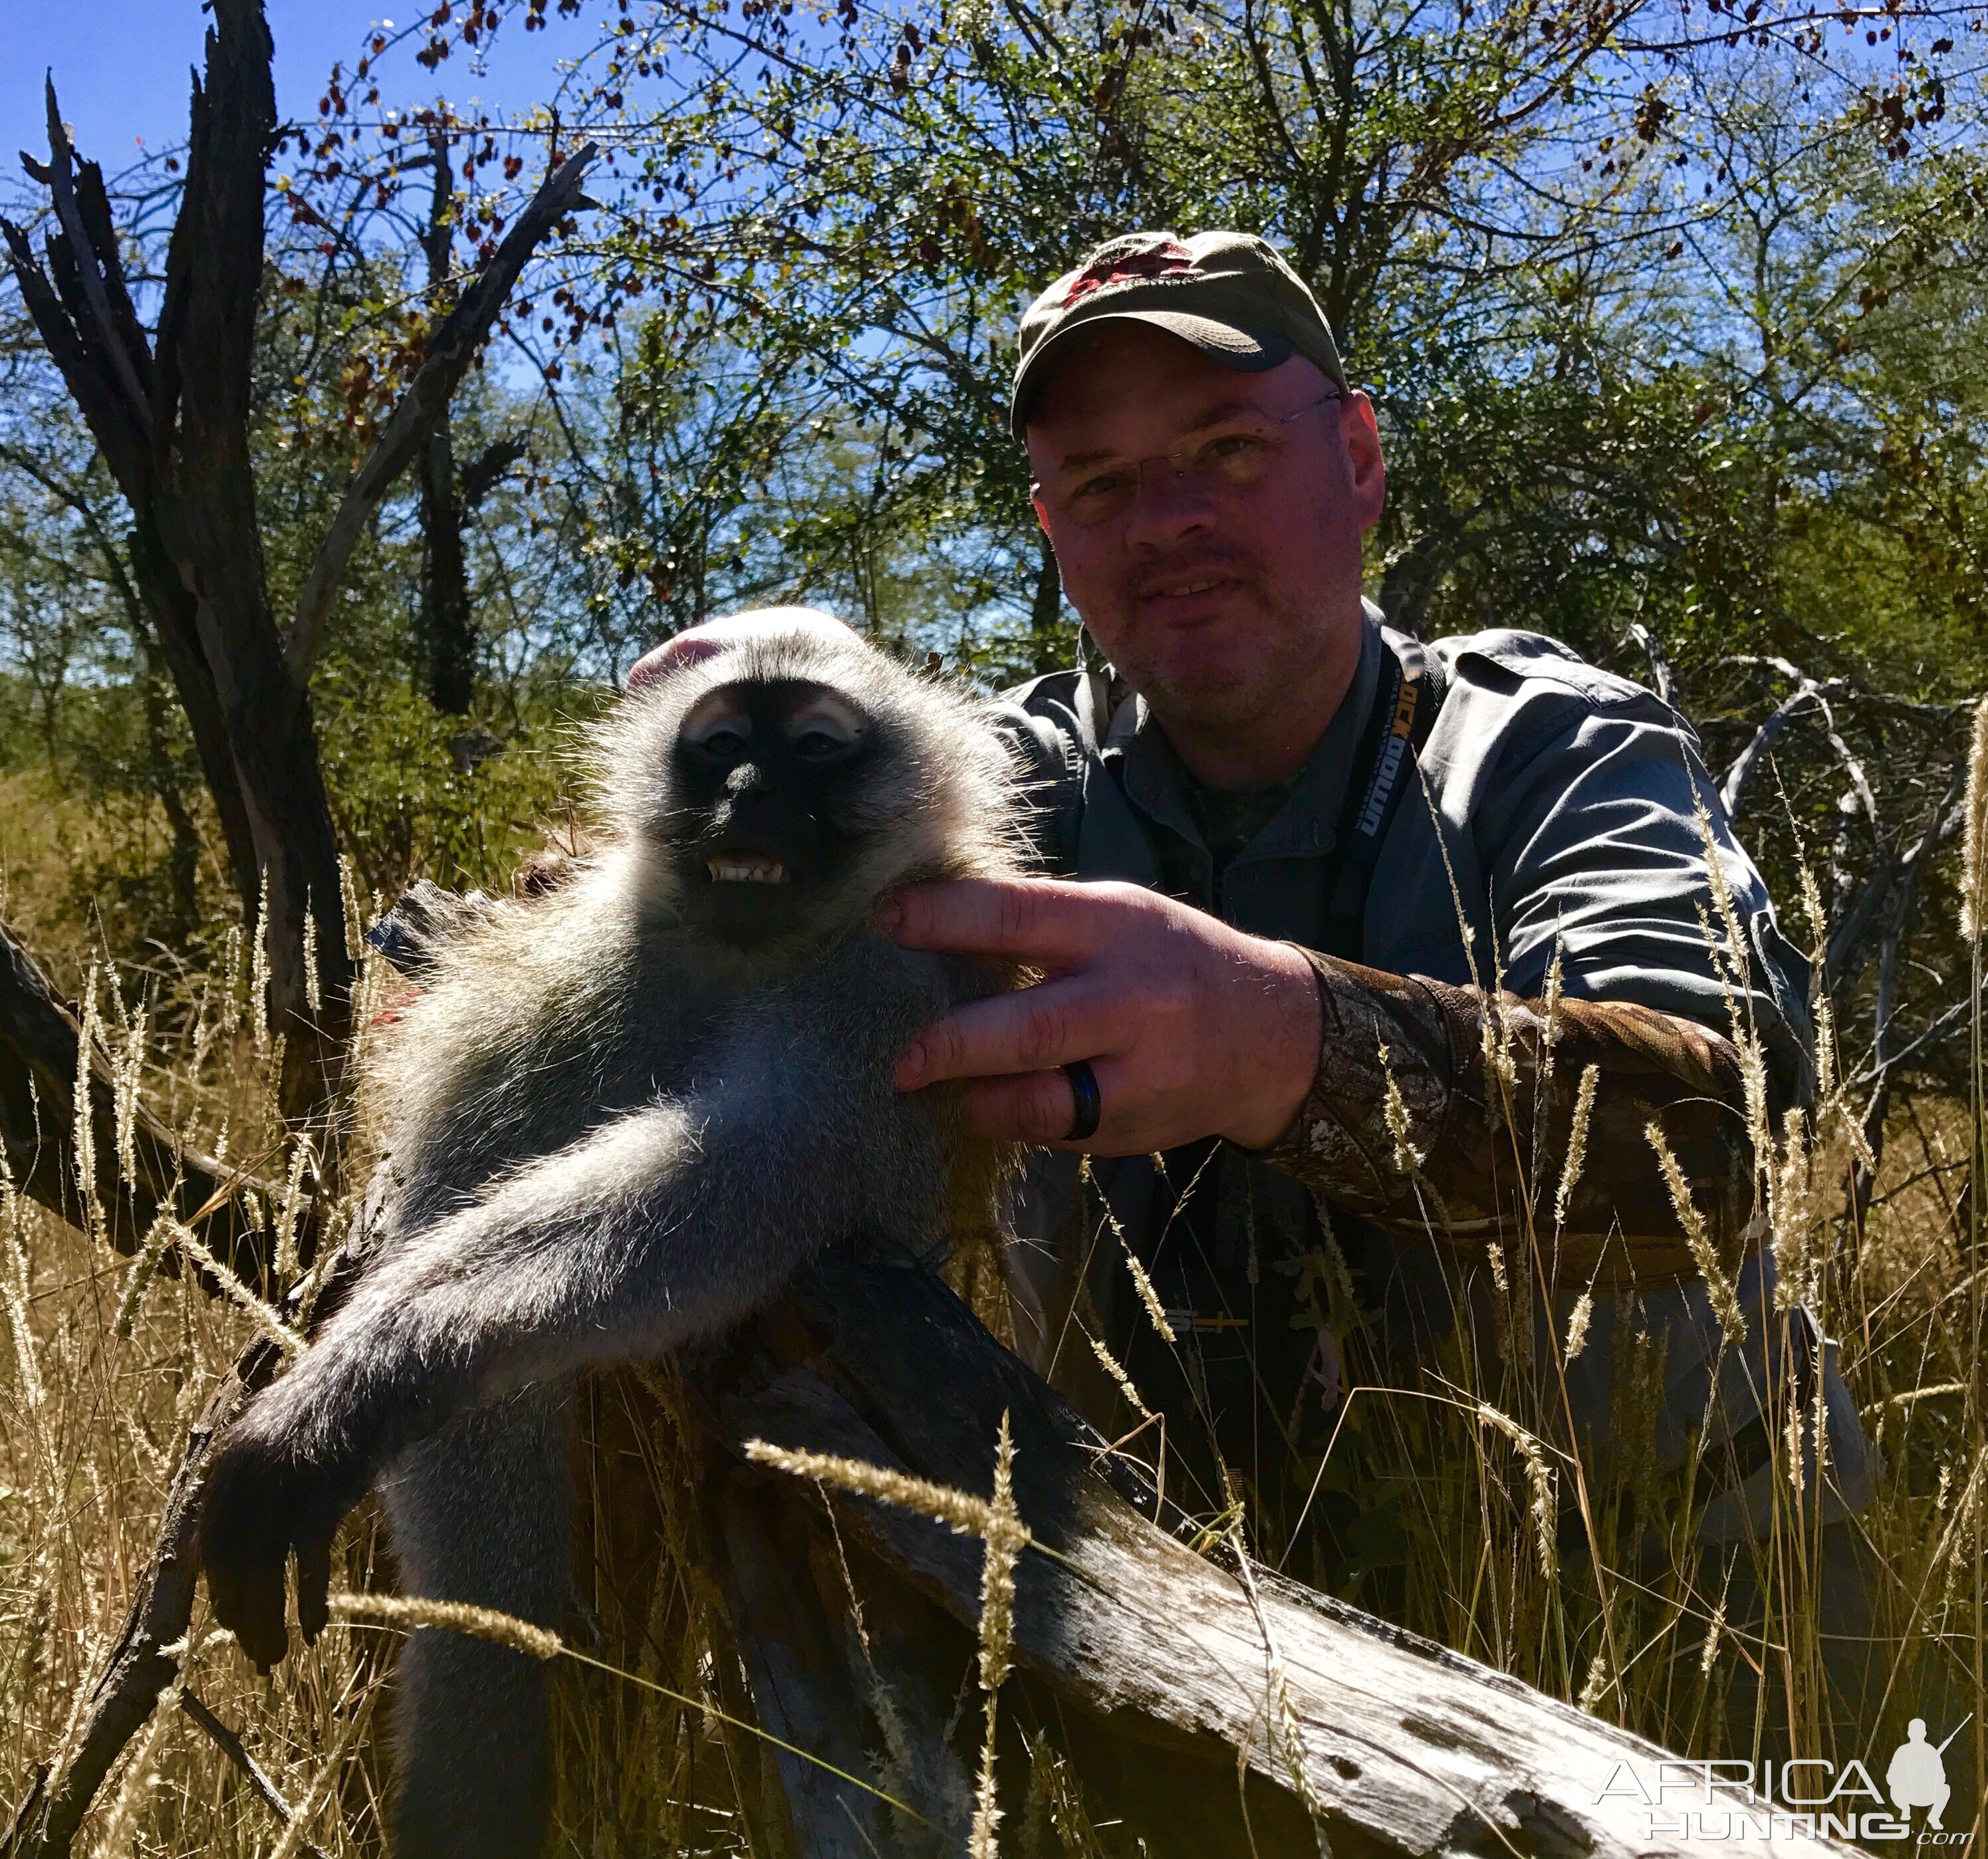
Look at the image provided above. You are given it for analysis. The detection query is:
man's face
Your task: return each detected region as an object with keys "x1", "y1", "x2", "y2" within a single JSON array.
[{"x1": 1025, "y1": 323, "x2": 1385, "y2": 757}]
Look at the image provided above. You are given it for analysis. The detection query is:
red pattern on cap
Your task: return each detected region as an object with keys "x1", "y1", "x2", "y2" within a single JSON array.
[{"x1": 1061, "y1": 240, "x2": 1193, "y2": 307}]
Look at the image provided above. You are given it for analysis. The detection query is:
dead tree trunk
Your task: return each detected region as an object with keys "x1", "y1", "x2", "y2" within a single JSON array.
[
  {"x1": 1, "y1": 0, "x2": 592, "y2": 1124},
  {"x1": 3, "y1": 9, "x2": 345, "y2": 1122},
  {"x1": 410, "y1": 128, "x2": 532, "y2": 718}
]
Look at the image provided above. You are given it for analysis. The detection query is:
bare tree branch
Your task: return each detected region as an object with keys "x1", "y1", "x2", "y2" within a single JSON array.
[
  {"x1": 459, "y1": 433, "x2": 531, "y2": 513},
  {"x1": 32, "y1": 80, "x2": 154, "y2": 435},
  {"x1": 2, "y1": 1352, "x2": 271, "y2": 1859},
  {"x1": 176, "y1": 1689, "x2": 332, "y2": 1859},
  {"x1": 1626, "y1": 618, "x2": 1676, "y2": 707},
  {"x1": 287, "y1": 143, "x2": 598, "y2": 684},
  {"x1": 0, "y1": 1250, "x2": 366, "y2": 1859},
  {"x1": 1723, "y1": 657, "x2": 1874, "y2": 826}
]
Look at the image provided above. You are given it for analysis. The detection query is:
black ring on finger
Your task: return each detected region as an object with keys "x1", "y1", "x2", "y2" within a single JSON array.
[{"x1": 1062, "y1": 1060, "x2": 1102, "y2": 1145}]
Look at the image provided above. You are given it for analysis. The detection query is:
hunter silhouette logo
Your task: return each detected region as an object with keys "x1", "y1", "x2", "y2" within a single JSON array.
[{"x1": 1888, "y1": 1717, "x2": 1967, "y2": 1831}]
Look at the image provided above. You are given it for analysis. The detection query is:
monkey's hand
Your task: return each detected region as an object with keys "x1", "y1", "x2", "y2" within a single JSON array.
[{"x1": 198, "y1": 1345, "x2": 417, "y2": 1672}]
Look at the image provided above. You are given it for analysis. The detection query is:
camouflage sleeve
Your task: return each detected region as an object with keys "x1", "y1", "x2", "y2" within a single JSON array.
[{"x1": 1258, "y1": 947, "x2": 1760, "y2": 1291}]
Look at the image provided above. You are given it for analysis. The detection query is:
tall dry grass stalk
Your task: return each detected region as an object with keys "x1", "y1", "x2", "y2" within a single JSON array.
[
  {"x1": 5, "y1": 795, "x2": 1987, "y2": 1855},
  {"x1": 324, "y1": 1591, "x2": 563, "y2": 1662},
  {"x1": 1080, "y1": 1154, "x2": 1177, "y2": 1344},
  {"x1": 1646, "y1": 1120, "x2": 1748, "y2": 1344}
]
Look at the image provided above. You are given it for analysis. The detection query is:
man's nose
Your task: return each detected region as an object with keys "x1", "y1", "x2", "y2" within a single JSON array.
[{"x1": 1122, "y1": 456, "x2": 1217, "y2": 549}]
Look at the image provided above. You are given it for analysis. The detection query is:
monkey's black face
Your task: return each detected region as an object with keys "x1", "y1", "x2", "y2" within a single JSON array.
[{"x1": 668, "y1": 678, "x2": 887, "y2": 943}]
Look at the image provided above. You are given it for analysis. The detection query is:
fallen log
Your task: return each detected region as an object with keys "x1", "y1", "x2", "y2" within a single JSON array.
[
  {"x1": 0, "y1": 1246, "x2": 1859, "y2": 1857},
  {"x1": 705, "y1": 1265, "x2": 1859, "y2": 1859}
]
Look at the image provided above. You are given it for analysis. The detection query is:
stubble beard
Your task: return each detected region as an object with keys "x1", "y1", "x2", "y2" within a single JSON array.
[{"x1": 1110, "y1": 581, "x2": 1334, "y2": 775}]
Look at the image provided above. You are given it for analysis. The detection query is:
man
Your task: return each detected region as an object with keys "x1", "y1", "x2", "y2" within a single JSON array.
[{"x1": 634, "y1": 230, "x2": 1872, "y2": 1589}]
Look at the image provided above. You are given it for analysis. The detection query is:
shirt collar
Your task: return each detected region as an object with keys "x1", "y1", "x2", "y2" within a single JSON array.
[{"x1": 1106, "y1": 608, "x2": 1387, "y2": 864}]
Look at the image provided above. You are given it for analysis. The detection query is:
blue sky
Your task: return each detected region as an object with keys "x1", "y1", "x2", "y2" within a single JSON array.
[{"x1": 0, "y1": 3, "x2": 562, "y2": 178}]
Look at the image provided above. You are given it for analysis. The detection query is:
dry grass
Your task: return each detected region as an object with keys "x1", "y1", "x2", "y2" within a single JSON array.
[{"x1": 0, "y1": 826, "x2": 1983, "y2": 1855}]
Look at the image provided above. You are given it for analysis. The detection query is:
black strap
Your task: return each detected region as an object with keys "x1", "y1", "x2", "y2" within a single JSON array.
[{"x1": 1320, "y1": 634, "x2": 1447, "y2": 960}]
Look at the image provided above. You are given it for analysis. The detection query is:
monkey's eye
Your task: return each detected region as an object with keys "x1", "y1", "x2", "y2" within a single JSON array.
[
  {"x1": 793, "y1": 729, "x2": 853, "y2": 761},
  {"x1": 682, "y1": 697, "x2": 753, "y2": 762},
  {"x1": 786, "y1": 694, "x2": 862, "y2": 763},
  {"x1": 693, "y1": 726, "x2": 749, "y2": 760}
]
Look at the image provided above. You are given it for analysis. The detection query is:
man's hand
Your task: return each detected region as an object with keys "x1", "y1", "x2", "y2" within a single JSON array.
[{"x1": 882, "y1": 878, "x2": 1322, "y2": 1154}]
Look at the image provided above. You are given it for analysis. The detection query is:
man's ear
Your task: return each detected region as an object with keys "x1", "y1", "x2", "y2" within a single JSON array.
[
  {"x1": 1031, "y1": 489, "x2": 1052, "y2": 536},
  {"x1": 1340, "y1": 392, "x2": 1386, "y2": 533}
]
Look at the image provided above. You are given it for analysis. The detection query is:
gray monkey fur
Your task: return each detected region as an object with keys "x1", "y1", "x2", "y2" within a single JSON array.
[{"x1": 196, "y1": 622, "x2": 1024, "y2": 1858}]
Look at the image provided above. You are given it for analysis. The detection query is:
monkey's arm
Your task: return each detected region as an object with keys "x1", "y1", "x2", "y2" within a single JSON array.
[{"x1": 200, "y1": 941, "x2": 960, "y2": 1669}]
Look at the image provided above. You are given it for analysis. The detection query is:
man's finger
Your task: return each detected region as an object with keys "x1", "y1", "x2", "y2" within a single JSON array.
[
  {"x1": 882, "y1": 877, "x2": 1130, "y2": 965},
  {"x1": 957, "y1": 1070, "x2": 1083, "y2": 1146},
  {"x1": 957, "y1": 1053, "x2": 1139, "y2": 1151},
  {"x1": 894, "y1": 976, "x2": 1127, "y2": 1088}
]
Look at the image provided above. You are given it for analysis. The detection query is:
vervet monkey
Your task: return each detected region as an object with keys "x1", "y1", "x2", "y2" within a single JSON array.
[{"x1": 197, "y1": 614, "x2": 1023, "y2": 1857}]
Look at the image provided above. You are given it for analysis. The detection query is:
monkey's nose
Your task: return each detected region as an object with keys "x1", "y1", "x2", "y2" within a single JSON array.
[{"x1": 725, "y1": 764, "x2": 764, "y2": 796}]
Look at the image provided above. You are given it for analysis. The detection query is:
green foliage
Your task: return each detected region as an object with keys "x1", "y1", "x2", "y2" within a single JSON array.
[{"x1": 316, "y1": 662, "x2": 606, "y2": 904}]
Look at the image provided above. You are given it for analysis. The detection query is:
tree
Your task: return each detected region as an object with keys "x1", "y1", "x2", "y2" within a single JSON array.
[{"x1": 1, "y1": 0, "x2": 596, "y2": 1121}]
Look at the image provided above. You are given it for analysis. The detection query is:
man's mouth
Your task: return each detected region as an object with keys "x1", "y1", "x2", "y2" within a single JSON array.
[
  {"x1": 707, "y1": 854, "x2": 789, "y2": 885},
  {"x1": 1134, "y1": 566, "x2": 1243, "y2": 608}
]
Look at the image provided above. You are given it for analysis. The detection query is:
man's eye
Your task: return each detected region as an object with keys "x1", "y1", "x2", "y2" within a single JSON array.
[
  {"x1": 1208, "y1": 432, "x2": 1265, "y2": 460},
  {"x1": 1072, "y1": 471, "x2": 1127, "y2": 501}
]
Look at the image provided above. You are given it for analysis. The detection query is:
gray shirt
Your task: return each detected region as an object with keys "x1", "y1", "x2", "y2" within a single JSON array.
[
  {"x1": 998, "y1": 605, "x2": 1812, "y2": 1097},
  {"x1": 991, "y1": 607, "x2": 1868, "y2": 1545}
]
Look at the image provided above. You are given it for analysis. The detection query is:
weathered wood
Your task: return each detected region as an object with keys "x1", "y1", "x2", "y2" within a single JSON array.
[
  {"x1": 706, "y1": 1476, "x2": 892, "y2": 1857},
  {"x1": 0, "y1": 916, "x2": 277, "y2": 1281},
  {"x1": 715, "y1": 1266, "x2": 1860, "y2": 1859}
]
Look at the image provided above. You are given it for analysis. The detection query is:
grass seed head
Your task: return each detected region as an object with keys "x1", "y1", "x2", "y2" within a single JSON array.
[
  {"x1": 1961, "y1": 693, "x2": 1988, "y2": 940},
  {"x1": 1646, "y1": 1120, "x2": 1747, "y2": 1345}
]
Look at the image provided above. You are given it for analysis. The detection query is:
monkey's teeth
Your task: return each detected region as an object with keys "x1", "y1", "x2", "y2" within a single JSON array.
[{"x1": 707, "y1": 856, "x2": 789, "y2": 884}]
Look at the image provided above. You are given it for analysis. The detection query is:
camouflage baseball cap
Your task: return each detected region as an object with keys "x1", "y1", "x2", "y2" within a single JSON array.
[{"x1": 1010, "y1": 229, "x2": 1348, "y2": 439}]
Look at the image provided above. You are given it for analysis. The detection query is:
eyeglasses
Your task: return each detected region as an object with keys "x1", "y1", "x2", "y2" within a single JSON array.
[{"x1": 1036, "y1": 386, "x2": 1342, "y2": 530}]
